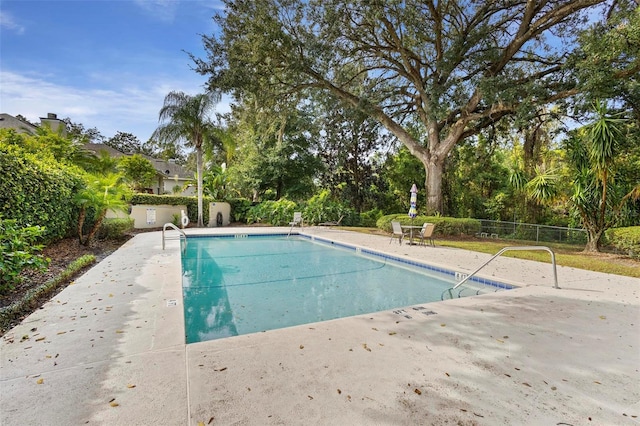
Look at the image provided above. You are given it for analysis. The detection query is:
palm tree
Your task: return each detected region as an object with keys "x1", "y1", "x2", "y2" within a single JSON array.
[
  {"x1": 75, "y1": 173, "x2": 130, "y2": 246},
  {"x1": 153, "y1": 91, "x2": 221, "y2": 227},
  {"x1": 566, "y1": 101, "x2": 639, "y2": 252}
]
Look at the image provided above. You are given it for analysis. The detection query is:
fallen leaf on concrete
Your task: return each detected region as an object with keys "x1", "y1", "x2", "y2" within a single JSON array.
[
  {"x1": 110, "y1": 402, "x2": 119, "y2": 407},
  {"x1": 127, "y1": 384, "x2": 136, "y2": 388},
  {"x1": 594, "y1": 381, "x2": 601, "y2": 384},
  {"x1": 388, "y1": 332, "x2": 397, "y2": 335},
  {"x1": 299, "y1": 345, "x2": 304, "y2": 349},
  {"x1": 37, "y1": 378, "x2": 44, "y2": 384},
  {"x1": 197, "y1": 422, "x2": 205, "y2": 426},
  {"x1": 440, "y1": 324, "x2": 446, "y2": 327},
  {"x1": 522, "y1": 382, "x2": 531, "y2": 387},
  {"x1": 599, "y1": 315, "x2": 606, "y2": 320}
]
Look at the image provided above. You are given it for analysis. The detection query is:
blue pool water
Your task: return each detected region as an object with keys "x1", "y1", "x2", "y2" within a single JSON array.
[{"x1": 182, "y1": 235, "x2": 458, "y2": 343}]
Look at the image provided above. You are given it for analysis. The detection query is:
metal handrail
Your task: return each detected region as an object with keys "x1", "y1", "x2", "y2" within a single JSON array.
[
  {"x1": 447, "y1": 246, "x2": 559, "y2": 299},
  {"x1": 162, "y1": 223, "x2": 187, "y2": 250}
]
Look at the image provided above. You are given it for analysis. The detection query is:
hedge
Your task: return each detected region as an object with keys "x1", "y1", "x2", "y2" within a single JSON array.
[
  {"x1": 376, "y1": 214, "x2": 481, "y2": 236},
  {"x1": 0, "y1": 142, "x2": 84, "y2": 243},
  {"x1": 606, "y1": 226, "x2": 640, "y2": 259},
  {"x1": 97, "y1": 217, "x2": 134, "y2": 240}
]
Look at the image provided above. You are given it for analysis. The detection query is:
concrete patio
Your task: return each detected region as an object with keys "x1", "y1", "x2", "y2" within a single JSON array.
[{"x1": 1, "y1": 227, "x2": 638, "y2": 425}]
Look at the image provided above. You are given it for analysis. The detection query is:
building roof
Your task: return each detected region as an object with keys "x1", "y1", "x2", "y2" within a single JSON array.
[
  {"x1": 0, "y1": 113, "x2": 38, "y2": 134},
  {"x1": 83, "y1": 143, "x2": 191, "y2": 180}
]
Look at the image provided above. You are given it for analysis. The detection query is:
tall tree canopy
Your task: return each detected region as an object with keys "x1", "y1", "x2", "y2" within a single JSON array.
[{"x1": 195, "y1": 0, "x2": 610, "y2": 213}]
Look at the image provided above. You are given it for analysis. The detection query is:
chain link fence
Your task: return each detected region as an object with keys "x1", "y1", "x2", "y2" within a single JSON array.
[{"x1": 477, "y1": 220, "x2": 587, "y2": 244}]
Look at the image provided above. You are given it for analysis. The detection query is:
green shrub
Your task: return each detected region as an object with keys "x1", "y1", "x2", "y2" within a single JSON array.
[
  {"x1": 0, "y1": 217, "x2": 50, "y2": 293},
  {"x1": 302, "y1": 190, "x2": 357, "y2": 225},
  {"x1": 247, "y1": 199, "x2": 297, "y2": 225},
  {"x1": 0, "y1": 140, "x2": 84, "y2": 243},
  {"x1": 376, "y1": 214, "x2": 481, "y2": 236},
  {"x1": 606, "y1": 226, "x2": 640, "y2": 259},
  {"x1": 360, "y1": 208, "x2": 384, "y2": 227},
  {"x1": 97, "y1": 217, "x2": 134, "y2": 240},
  {"x1": 228, "y1": 198, "x2": 253, "y2": 223}
]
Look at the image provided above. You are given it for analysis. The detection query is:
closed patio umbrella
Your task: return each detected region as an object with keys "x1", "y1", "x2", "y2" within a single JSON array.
[
  {"x1": 406, "y1": 184, "x2": 418, "y2": 243},
  {"x1": 408, "y1": 183, "x2": 417, "y2": 222}
]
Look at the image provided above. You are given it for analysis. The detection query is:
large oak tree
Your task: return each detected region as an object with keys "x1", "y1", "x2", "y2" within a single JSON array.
[{"x1": 195, "y1": 0, "x2": 609, "y2": 213}]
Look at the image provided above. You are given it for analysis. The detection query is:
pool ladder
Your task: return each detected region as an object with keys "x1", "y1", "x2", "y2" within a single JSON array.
[
  {"x1": 441, "y1": 246, "x2": 559, "y2": 300},
  {"x1": 162, "y1": 223, "x2": 187, "y2": 251}
]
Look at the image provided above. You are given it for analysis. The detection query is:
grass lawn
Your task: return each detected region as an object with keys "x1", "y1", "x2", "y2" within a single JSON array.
[{"x1": 342, "y1": 227, "x2": 640, "y2": 278}]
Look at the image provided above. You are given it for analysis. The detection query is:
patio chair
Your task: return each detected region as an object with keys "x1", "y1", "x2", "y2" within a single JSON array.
[
  {"x1": 318, "y1": 215, "x2": 344, "y2": 227},
  {"x1": 288, "y1": 212, "x2": 303, "y2": 236},
  {"x1": 390, "y1": 221, "x2": 408, "y2": 245},
  {"x1": 418, "y1": 223, "x2": 435, "y2": 247}
]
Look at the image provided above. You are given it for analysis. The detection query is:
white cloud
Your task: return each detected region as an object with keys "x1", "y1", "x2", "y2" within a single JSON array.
[
  {"x1": 0, "y1": 70, "x2": 230, "y2": 141},
  {"x1": 0, "y1": 11, "x2": 25, "y2": 35},
  {"x1": 133, "y1": 0, "x2": 180, "y2": 22}
]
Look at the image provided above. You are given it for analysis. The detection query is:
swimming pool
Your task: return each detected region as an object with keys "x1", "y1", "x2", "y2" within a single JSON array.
[{"x1": 181, "y1": 235, "x2": 507, "y2": 343}]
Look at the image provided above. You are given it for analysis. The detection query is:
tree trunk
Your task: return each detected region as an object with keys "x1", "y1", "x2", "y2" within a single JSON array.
[
  {"x1": 77, "y1": 208, "x2": 86, "y2": 245},
  {"x1": 425, "y1": 158, "x2": 445, "y2": 215},
  {"x1": 83, "y1": 210, "x2": 107, "y2": 247},
  {"x1": 196, "y1": 146, "x2": 204, "y2": 227},
  {"x1": 583, "y1": 228, "x2": 604, "y2": 253}
]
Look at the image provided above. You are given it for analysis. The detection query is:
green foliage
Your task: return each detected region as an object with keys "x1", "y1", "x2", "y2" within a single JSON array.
[
  {"x1": 74, "y1": 173, "x2": 130, "y2": 246},
  {"x1": 0, "y1": 217, "x2": 50, "y2": 293},
  {"x1": 376, "y1": 214, "x2": 481, "y2": 236},
  {"x1": 97, "y1": 218, "x2": 134, "y2": 240},
  {"x1": 360, "y1": 209, "x2": 384, "y2": 228},
  {"x1": 445, "y1": 136, "x2": 511, "y2": 219},
  {"x1": 227, "y1": 198, "x2": 253, "y2": 223},
  {"x1": 302, "y1": 190, "x2": 356, "y2": 225},
  {"x1": 247, "y1": 199, "x2": 297, "y2": 225},
  {"x1": 606, "y1": 226, "x2": 640, "y2": 259},
  {"x1": 199, "y1": 0, "x2": 601, "y2": 212},
  {"x1": 0, "y1": 135, "x2": 84, "y2": 242},
  {"x1": 153, "y1": 90, "x2": 221, "y2": 226},
  {"x1": 118, "y1": 154, "x2": 157, "y2": 191},
  {"x1": 570, "y1": 4, "x2": 639, "y2": 112},
  {"x1": 380, "y1": 147, "x2": 425, "y2": 214},
  {"x1": 130, "y1": 194, "x2": 213, "y2": 225},
  {"x1": 201, "y1": 165, "x2": 234, "y2": 200},
  {"x1": 224, "y1": 98, "x2": 320, "y2": 201},
  {"x1": 565, "y1": 103, "x2": 638, "y2": 251}
]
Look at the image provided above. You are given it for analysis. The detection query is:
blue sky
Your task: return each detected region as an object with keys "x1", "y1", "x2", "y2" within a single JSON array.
[{"x1": 0, "y1": 0, "x2": 228, "y2": 142}]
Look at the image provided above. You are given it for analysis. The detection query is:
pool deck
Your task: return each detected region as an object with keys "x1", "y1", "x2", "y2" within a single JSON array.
[{"x1": 1, "y1": 227, "x2": 638, "y2": 425}]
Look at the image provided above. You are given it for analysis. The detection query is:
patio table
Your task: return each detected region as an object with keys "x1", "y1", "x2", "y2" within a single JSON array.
[{"x1": 401, "y1": 225, "x2": 423, "y2": 245}]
